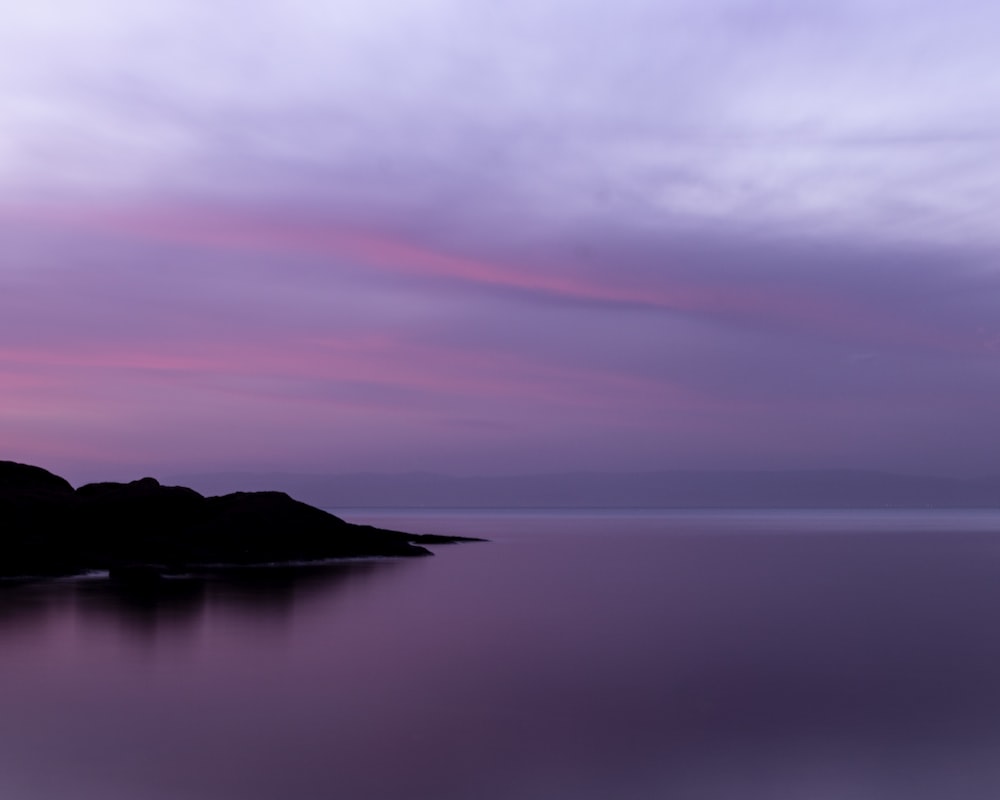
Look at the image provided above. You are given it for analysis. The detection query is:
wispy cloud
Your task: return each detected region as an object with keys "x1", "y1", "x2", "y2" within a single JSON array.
[{"x1": 2, "y1": 0, "x2": 1000, "y2": 478}]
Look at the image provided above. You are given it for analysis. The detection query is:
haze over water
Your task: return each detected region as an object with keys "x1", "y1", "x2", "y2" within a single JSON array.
[{"x1": 4, "y1": 510, "x2": 1000, "y2": 800}]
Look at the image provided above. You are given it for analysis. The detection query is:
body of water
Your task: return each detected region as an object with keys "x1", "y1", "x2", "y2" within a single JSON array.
[{"x1": 4, "y1": 509, "x2": 1000, "y2": 799}]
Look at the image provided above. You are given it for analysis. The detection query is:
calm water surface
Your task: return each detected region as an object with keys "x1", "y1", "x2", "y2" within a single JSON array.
[{"x1": 4, "y1": 510, "x2": 1000, "y2": 799}]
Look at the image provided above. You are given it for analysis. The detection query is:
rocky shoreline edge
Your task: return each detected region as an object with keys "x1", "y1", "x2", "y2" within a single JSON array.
[{"x1": 1, "y1": 460, "x2": 483, "y2": 580}]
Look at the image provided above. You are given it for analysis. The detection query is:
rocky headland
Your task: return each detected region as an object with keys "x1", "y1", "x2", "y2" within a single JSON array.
[{"x1": 0, "y1": 460, "x2": 481, "y2": 579}]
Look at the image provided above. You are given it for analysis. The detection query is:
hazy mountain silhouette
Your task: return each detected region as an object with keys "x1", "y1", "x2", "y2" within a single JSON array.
[{"x1": 169, "y1": 469, "x2": 1000, "y2": 510}]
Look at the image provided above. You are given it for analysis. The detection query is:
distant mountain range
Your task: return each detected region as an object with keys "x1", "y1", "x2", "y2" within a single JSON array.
[{"x1": 167, "y1": 469, "x2": 1000, "y2": 510}]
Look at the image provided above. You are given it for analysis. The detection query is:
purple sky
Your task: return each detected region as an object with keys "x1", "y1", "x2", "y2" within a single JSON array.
[{"x1": 2, "y1": 0, "x2": 1000, "y2": 483}]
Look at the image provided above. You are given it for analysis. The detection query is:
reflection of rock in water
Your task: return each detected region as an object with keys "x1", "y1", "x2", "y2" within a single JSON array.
[
  {"x1": 72, "y1": 561, "x2": 404, "y2": 636},
  {"x1": 74, "y1": 576, "x2": 209, "y2": 636},
  {"x1": 0, "y1": 580, "x2": 73, "y2": 636},
  {"x1": 203, "y1": 561, "x2": 395, "y2": 616},
  {"x1": 0, "y1": 561, "x2": 406, "y2": 641}
]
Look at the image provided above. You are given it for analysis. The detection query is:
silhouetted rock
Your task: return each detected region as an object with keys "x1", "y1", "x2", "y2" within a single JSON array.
[
  {"x1": 0, "y1": 461, "x2": 74, "y2": 497},
  {"x1": 108, "y1": 563, "x2": 166, "y2": 587},
  {"x1": 0, "y1": 460, "x2": 480, "y2": 578},
  {"x1": 0, "y1": 461, "x2": 82, "y2": 576},
  {"x1": 183, "y1": 491, "x2": 434, "y2": 564}
]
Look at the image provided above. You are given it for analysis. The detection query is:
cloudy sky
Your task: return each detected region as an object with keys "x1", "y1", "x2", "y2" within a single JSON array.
[{"x1": 2, "y1": 0, "x2": 999, "y2": 483}]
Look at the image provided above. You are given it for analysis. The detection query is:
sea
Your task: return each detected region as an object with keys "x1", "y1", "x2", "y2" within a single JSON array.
[{"x1": 4, "y1": 509, "x2": 1000, "y2": 800}]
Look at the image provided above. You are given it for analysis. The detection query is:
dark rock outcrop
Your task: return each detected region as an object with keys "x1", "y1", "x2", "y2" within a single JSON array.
[
  {"x1": 0, "y1": 461, "x2": 75, "y2": 496},
  {"x1": 0, "y1": 461, "x2": 481, "y2": 579}
]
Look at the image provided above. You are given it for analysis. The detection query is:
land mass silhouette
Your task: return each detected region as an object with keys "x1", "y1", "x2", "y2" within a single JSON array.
[
  {"x1": 170, "y1": 468, "x2": 1000, "y2": 509},
  {"x1": 0, "y1": 460, "x2": 480, "y2": 579}
]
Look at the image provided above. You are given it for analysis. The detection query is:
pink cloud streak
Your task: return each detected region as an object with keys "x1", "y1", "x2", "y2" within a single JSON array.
[
  {"x1": 0, "y1": 331, "x2": 704, "y2": 414},
  {"x1": 3, "y1": 202, "x2": 980, "y2": 356}
]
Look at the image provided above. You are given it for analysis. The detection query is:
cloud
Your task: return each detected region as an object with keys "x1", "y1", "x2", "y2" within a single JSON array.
[
  {"x1": 4, "y1": 0, "x2": 1000, "y2": 239},
  {"x1": 9, "y1": 201, "x2": 999, "y2": 357},
  {"x1": 2, "y1": 0, "x2": 1000, "y2": 477}
]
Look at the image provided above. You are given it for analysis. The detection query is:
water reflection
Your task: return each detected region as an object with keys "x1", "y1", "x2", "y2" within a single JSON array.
[
  {"x1": 0, "y1": 560, "x2": 402, "y2": 640},
  {"x1": 5, "y1": 513, "x2": 1000, "y2": 800},
  {"x1": 0, "y1": 580, "x2": 69, "y2": 636}
]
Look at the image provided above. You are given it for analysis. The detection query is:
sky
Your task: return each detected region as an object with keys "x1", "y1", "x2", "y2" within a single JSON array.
[{"x1": 2, "y1": 0, "x2": 1000, "y2": 483}]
